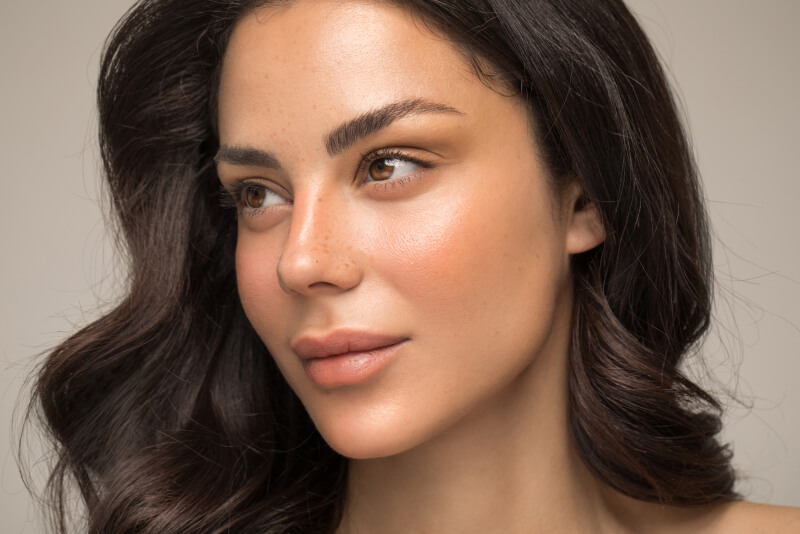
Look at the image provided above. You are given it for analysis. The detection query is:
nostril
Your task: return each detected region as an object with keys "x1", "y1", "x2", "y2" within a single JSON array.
[{"x1": 308, "y1": 281, "x2": 340, "y2": 290}]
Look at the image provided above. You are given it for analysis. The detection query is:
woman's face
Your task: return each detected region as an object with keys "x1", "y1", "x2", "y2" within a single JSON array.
[{"x1": 216, "y1": 0, "x2": 600, "y2": 458}]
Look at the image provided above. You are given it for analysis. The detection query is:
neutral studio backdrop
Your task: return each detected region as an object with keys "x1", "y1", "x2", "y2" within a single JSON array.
[{"x1": 2, "y1": 1, "x2": 798, "y2": 531}]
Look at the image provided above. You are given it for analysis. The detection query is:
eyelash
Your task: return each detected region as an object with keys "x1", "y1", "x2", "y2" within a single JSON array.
[
  {"x1": 357, "y1": 148, "x2": 430, "y2": 186},
  {"x1": 220, "y1": 148, "x2": 433, "y2": 214}
]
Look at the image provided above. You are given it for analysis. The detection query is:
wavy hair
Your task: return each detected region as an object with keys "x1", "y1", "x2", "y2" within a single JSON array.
[{"x1": 29, "y1": 0, "x2": 736, "y2": 532}]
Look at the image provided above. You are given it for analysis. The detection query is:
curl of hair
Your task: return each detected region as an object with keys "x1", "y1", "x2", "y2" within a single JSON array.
[{"x1": 29, "y1": 0, "x2": 736, "y2": 532}]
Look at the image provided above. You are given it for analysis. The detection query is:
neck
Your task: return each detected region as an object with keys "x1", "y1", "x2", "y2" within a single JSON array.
[{"x1": 336, "y1": 317, "x2": 618, "y2": 534}]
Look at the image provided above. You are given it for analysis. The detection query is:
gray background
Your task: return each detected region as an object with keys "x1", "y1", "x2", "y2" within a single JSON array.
[{"x1": 2, "y1": 1, "x2": 798, "y2": 531}]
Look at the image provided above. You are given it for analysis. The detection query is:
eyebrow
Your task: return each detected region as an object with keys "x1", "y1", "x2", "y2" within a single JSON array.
[
  {"x1": 215, "y1": 98, "x2": 463, "y2": 168},
  {"x1": 214, "y1": 145, "x2": 282, "y2": 169},
  {"x1": 324, "y1": 98, "x2": 463, "y2": 156}
]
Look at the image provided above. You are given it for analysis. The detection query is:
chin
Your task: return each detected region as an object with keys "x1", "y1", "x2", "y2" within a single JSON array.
[{"x1": 310, "y1": 411, "x2": 425, "y2": 460}]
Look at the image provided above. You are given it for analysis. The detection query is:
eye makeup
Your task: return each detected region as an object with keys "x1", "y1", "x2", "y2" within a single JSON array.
[{"x1": 219, "y1": 146, "x2": 436, "y2": 217}]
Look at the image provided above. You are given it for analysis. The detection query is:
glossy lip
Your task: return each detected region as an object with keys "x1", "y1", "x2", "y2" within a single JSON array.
[{"x1": 291, "y1": 330, "x2": 409, "y2": 387}]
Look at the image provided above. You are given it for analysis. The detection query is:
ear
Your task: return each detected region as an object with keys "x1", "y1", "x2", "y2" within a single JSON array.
[{"x1": 564, "y1": 183, "x2": 605, "y2": 254}]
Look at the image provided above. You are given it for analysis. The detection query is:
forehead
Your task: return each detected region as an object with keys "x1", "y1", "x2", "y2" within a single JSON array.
[{"x1": 217, "y1": 0, "x2": 492, "y2": 144}]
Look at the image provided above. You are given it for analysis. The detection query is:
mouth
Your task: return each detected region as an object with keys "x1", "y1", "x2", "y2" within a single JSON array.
[{"x1": 291, "y1": 330, "x2": 409, "y2": 387}]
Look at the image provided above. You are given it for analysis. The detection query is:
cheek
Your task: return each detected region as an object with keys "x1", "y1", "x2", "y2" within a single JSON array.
[
  {"x1": 368, "y1": 168, "x2": 571, "y2": 396},
  {"x1": 378, "y1": 199, "x2": 470, "y2": 306},
  {"x1": 235, "y1": 226, "x2": 286, "y2": 337},
  {"x1": 374, "y1": 175, "x2": 563, "y2": 325}
]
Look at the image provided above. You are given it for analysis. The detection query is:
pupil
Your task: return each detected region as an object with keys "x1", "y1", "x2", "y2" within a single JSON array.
[
  {"x1": 370, "y1": 159, "x2": 395, "y2": 180},
  {"x1": 246, "y1": 187, "x2": 263, "y2": 208}
]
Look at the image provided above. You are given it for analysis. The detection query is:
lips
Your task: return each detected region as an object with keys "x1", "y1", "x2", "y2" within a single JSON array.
[
  {"x1": 291, "y1": 329, "x2": 409, "y2": 387},
  {"x1": 291, "y1": 330, "x2": 408, "y2": 360}
]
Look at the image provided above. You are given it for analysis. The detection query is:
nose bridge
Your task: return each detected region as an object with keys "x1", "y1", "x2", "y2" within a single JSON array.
[{"x1": 276, "y1": 183, "x2": 361, "y2": 295}]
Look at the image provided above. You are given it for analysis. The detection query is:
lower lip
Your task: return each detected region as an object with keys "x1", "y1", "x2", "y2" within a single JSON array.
[{"x1": 301, "y1": 340, "x2": 407, "y2": 388}]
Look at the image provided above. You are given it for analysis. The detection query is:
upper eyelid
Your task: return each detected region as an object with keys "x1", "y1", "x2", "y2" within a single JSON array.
[
  {"x1": 358, "y1": 148, "x2": 431, "y2": 171},
  {"x1": 225, "y1": 176, "x2": 288, "y2": 195},
  {"x1": 360, "y1": 149, "x2": 425, "y2": 164}
]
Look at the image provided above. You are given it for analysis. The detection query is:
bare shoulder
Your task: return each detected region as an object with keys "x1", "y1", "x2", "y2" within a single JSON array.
[{"x1": 711, "y1": 501, "x2": 800, "y2": 533}]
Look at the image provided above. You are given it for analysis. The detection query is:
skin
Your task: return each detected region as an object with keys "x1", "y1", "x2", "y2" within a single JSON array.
[{"x1": 215, "y1": 1, "x2": 800, "y2": 532}]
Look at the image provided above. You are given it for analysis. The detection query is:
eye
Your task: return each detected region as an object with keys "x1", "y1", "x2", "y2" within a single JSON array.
[
  {"x1": 366, "y1": 157, "x2": 420, "y2": 182},
  {"x1": 244, "y1": 185, "x2": 266, "y2": 208},
  {"x1": 235, "y1": 183, "x2": 286, "y2": 210}
]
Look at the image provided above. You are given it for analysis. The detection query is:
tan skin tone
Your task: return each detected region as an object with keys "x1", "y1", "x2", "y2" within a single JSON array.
[{"x1": 215, "y1": 1, "x2": 800, "y2": 532}]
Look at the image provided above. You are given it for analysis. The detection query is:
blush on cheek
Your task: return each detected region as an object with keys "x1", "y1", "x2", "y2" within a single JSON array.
[
  {"x1": 376, "y1": 203, "x2": 474, "y2": 306},
  {"x1": 375, "y1": 184, "x2": 542, "y2": 306}
]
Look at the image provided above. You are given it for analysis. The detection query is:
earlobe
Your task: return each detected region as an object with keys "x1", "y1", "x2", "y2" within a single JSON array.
[{"x1": 566, "y1": 196, "x2": 605, "y2": 254}]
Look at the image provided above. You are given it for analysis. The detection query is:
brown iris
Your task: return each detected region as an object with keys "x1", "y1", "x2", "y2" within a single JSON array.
[
  {"x1": 245, "y1": 186, "x2": 266, "y2": 208},
  {"x1": 368, "y1": 159, "x2": 397, "y2": 181}
]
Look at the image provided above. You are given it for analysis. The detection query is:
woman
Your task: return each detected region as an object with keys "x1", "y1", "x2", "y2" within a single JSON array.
[{"x1": 30, "y1": 0, "x2": 800, "y2": 532}]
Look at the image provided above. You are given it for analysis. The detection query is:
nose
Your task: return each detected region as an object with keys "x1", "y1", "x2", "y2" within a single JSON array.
[{"x1": 276, "y1": 189, "x2": 363, "y2": 296}]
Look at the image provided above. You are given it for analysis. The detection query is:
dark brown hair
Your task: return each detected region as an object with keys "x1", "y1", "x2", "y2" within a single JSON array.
[{"x1": 28, "y1": 0, "x2": 736, "y2": 532}]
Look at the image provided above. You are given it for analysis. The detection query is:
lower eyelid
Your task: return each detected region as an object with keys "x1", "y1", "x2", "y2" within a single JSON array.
[
  {"x1": 227, "y1": 183, "x2": 288, "y2": 219},
  {"x1": 239, "y1": 200, "x2": 291, "y2": 223},
  {"x1": 366, "y1": 172, "x2": 421, "y2": 193}
]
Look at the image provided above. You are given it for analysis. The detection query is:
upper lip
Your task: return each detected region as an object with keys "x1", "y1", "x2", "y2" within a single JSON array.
[{"x1": 291, "y1": 329, "x2": 407, "y2": 360}]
